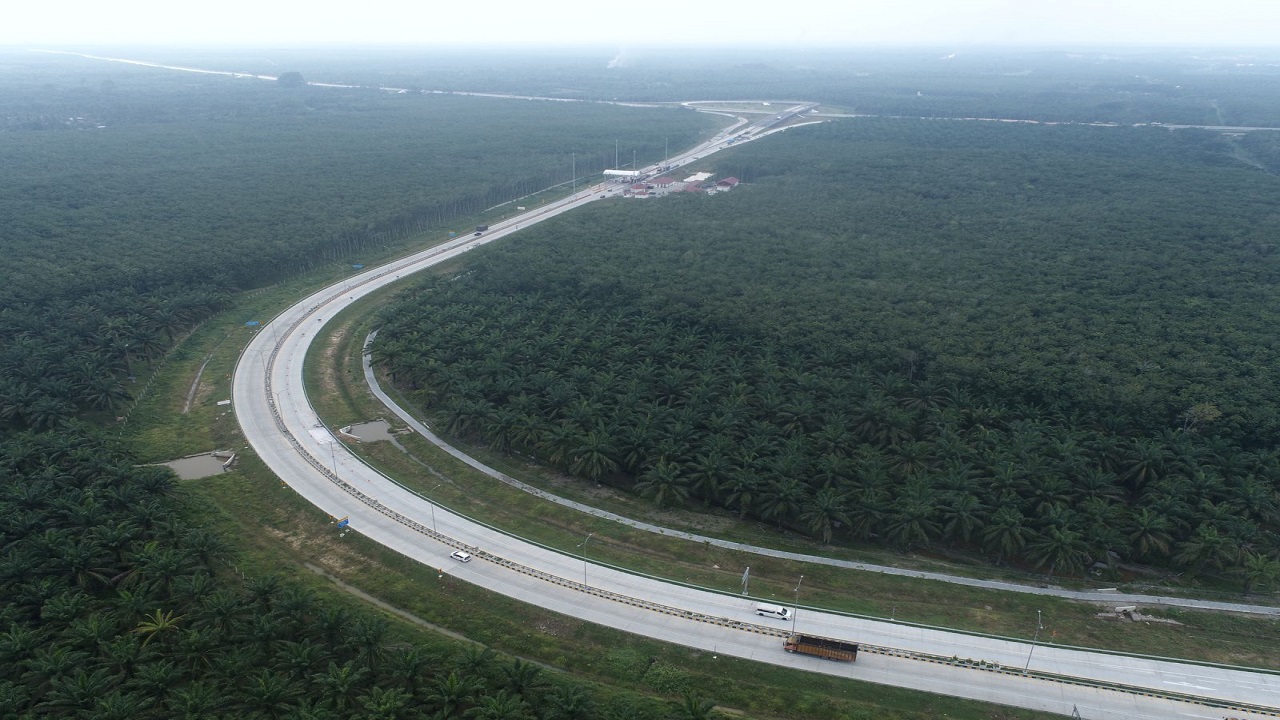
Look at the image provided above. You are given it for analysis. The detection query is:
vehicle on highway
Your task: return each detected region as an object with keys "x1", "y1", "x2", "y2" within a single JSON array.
[
  {"x1": 473, "y1": 231, "x2": 482, "y2": 236},
  {"x1": 450, "y1": 550, "x2": 472, "y2": 562},
  {"x1": 754, "y1": 603, "x2": 791, "y2": 619},
  {"x1": 784, "y1": 634, "x2": 859, "y2": 662}
]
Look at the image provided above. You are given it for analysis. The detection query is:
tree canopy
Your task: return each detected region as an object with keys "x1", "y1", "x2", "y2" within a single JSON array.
[{"x1": 374, "y1": 117, "x2": 1280, "y2": 581}]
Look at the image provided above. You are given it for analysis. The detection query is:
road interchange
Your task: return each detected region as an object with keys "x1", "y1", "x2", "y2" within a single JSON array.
[{"x1": 233, "y1": 109, "x2": 1280, "y2": 720}]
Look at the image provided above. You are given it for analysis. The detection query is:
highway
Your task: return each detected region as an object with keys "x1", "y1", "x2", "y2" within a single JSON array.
[{"x1": 231, "y1": 109, "x2": 1280, "y2": 720}]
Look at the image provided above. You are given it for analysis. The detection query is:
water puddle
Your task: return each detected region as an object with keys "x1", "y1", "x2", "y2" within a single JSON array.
[
  {"x1": 162, "y1": 451, "x2": 237, "y2": 479},
  {"x1": 341, "y1": 419, "x2": 397, "y2": 442}
]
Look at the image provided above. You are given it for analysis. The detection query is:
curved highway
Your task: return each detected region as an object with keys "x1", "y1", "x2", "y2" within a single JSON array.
[{"x1": 233, "y1": 114, "x2": 1280, "y2": 720}]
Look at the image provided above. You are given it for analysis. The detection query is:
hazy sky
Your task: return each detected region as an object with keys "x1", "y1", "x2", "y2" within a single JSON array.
[{"x1": 5, "y1": 0, "x2": 1279, "y2": 48}]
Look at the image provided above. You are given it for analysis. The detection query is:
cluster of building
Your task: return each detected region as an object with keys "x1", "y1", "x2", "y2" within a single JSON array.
[{"x1": 623, "y1": 173, "x2": 740, "y2": 197}]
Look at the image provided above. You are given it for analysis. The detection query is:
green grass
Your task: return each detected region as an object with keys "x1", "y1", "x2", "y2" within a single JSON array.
[{"x1": 184, "y1": 454, "x2": 1059, "y2": 720}]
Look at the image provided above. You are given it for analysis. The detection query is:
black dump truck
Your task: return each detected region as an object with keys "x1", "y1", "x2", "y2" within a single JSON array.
[{"x1": 783, "y1": 634, "x2": 859, "y2": 662}]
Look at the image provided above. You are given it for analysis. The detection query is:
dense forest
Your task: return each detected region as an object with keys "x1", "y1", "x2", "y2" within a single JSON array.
[
  {"x1": 373, "y1": 117, "x2": 1280, "y2": 585},
  {"x1": 0, "y1": 430, "x2": 688, "y2": 719},
  {"x1": 0, "y1": 51, "x2": 714, "y2": 432},
  {"x1": 0, "y1": 53, "x2": 730, "y2": 720},
  {"x1": 6, "y1": 46, "x2": 1280, "y2": 719}
]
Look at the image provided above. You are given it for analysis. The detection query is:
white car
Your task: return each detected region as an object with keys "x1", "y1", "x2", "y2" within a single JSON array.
[{"x1": 449, "y1": 550, "x2": 472, "y2": 563}]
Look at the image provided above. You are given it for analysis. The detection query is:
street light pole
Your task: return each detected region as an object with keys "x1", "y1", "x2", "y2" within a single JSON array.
[
  {"x1": 791, "y1": 575, "x2": 803, "y2": 636},
  {"x1": 1024, "y1": 609, "x2": 1044, "y2": 673},
  {"x1": 579, "y1": 532, "x2": 595, "y2": 586},
  {"x1": 428, "y1": 481, "x2": 444, "y2": 533}
]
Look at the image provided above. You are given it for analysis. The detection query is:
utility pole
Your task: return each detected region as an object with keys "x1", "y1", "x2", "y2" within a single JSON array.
[
  {"x1": 1024, "y1": 609, "x2": 1044, "y2": 673},
  {"x1": 428, "y1": 481, "x2": 444, "y2": 532},
  {"x1": 572, "y1": 153, "x2": 576, "y2": 193},
  {"x1": 790, "y1": 575, "x2": 804, "y2": 635},
  {"x1": 579, "y1": 532, "x2": 595, "y2": 586}
]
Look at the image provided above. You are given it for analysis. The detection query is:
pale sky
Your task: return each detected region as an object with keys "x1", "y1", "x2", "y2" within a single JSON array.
[{"x1": 5, "y1": 0, "x2": 1279, "y2": 48}]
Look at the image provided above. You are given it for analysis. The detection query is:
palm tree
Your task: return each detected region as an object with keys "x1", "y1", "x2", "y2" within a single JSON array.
[
  {"x1": 1174, "y1": 524, "x2": 1237, "y2": 576},
  {"x1": 670, "y1": 691, "x2": 719, "y2": 720},
  {"x1": 1126, "y1": 502, "x2": 1172, "y2": 558},
  {"x1": 500, "y1": 658, "x2": 547, "y2": 702},
  {"x1": 134, "y1": 608, "x2": 183, "y2": 647},
  {"x1": 757, "y1": 477, "x2": 806, "y2": 527},
  {"x1": 428, "y1": 669, "x2": 484, "y2": 717},
  {"x1": 483, "y1": 408, "x2": 522, "y2": 453},
  {"x1": 24, "y1": 395, "x2": 76, "y2": 431},
  {"x1": 167, "y1": 680, "x2": 226, "y2": 718},
  {"x1": 126, "y1": 658, "x2": 181, "y2": 703},
  {"x1": 634, "y1": 460, "x2": 690, "y2": 508},
  {"x1": 686, "y1": 450, "x2": 731, "y2": 507},
  {"x1": 891, "y1": 440, "x2": 933, "y2": 477},
  {"x1": 93, "y1": 689, "x2": 154, "y2": 720},
  {"x1": 349, "y1": 615, "x2": 390, "y2": 670},
  {"x1": 939, "y1": 493, "x2": 988, "y2": 547},
  {"x1": 1026, "y1": 527, "x2": 1089, "y2": 579},
  {"x1": 981, "y1": 507, "x2": 1030, "y2": 565},
  {"x1": 883, "y1": 498, "x2": 940, "y2": 550},
  {"x1": 568, "y1": 429, "x2": 618, "y2": 481},
  {"x1": 846, "y1": 486, "x2": 889, "y2": 541},
  {"x1": 1234, "y1": 552, "x2": 1280, "y2": 595},
  {"x1": 1123, "y1": 437, "x2": 1172, "y2": 498},
  {"x1": 723, "y1": 472, "x2": 761, "y2": 520},
  {"x1": 36, "y1": 668, "x2": 117, "y2": 715},
  {"x1": 279, "y1": 638, "x2": 330, "y2": 682},
  {"x1": 453, "y1": 645, "x2": 497, "y2": 678},
  {"x1": 798, "y1": 487, "x2": 851, "y2": 544},
  {"x1": 465, "y1": 689, "x2": 530, "y2": 720},
  {"x1": 131, "y1": 541, "x2": 193, "y2": 595},
  {"x1": 312, "y1": 661, "x2": 370, "y2": 713},
  {"x1": 242, "y1": 668, "x2": 302, "y2": 720},
  {"x1": 1077, "y1": 498, "x2": 1125, "y2": 568},
  {"x1": 385, "y1": 645, "x2": 434, "y2": 695},
  {"x1": 356, "y1": 686, "x2": 413, "y2": 720},
  {"x1": 1070, "y1": 467, "x2": 1122, "y2": 503},
  {"x1": 543, "y1": 684, "x2": 596, "y2": 720},
  {"x1": 539, "y1": 422, "x2": 582, "y2": 471}
]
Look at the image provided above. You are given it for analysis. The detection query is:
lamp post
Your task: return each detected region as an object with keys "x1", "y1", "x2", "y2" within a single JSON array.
[
  {"x1": 791, "y1": 575, "x2": 804, "y2": 636},
  {"x1": 1024, "y1": 609, "x2": 1044, "y2": 673},
  {"x1": 428, "y1": 482, "x2": 444, "y2": 533},
  {"x1": 578, "y1": 532, "x2": 595, "y2": 586}
]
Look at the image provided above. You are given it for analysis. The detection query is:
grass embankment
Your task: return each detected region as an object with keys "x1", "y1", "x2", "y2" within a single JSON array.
[{"x1": 186, "y1": 453, "x2": 1058, "y2": 720}]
